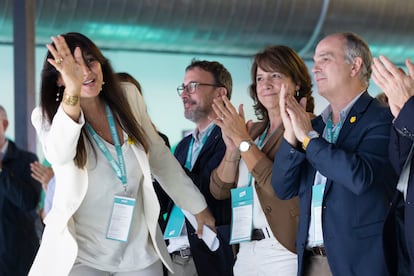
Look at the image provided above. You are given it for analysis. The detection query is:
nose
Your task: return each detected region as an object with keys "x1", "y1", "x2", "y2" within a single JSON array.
[
  {"x1": 312, "y1": 62, "x2": 319, "y2": 74},
  {"x1": 81, "y1": 62, "x2": 92, "y2": 75}
]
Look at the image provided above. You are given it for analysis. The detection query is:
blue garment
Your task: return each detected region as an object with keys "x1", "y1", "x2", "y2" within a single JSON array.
[
  {"x1": 0, "y1": 140, "x2": 41, "y2": 276},
  {"x1": 172, "y1": 125, "x2": 233, "y2": 276},
  {"x1": 272, "y1": 92, "x2": 395, "y2": 276},
  {"x1": 384, "y1": 96, "x2": 414, "y2": 276}
]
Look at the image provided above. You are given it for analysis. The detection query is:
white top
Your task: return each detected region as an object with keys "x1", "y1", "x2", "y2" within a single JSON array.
[{"x1": 74, "y1": 135, "x2": 157, "y2": 271}]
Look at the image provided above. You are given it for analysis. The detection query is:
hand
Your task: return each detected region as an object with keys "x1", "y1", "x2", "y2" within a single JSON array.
[
  {"x1": 372, "y1": 56, "x2": 414, "y2": 118},
  {"x1": 30, "y1": 161, "x2": 54, "y2": 191},
  {"x1": 212, "y1": 96, "x2": 251, "y2": 147},
  {"x1": 280, "y1": 83, "x2": 297, "y2": 145},
  {"x1": 46, "y1": 35, "x2": 86, "y2": 95},
  {"x1": 281, "y1": 84, "x2": 312, "y2": 142},
  {"x1": 194, "y1": 208, "x2": 216, "y2": 238}
]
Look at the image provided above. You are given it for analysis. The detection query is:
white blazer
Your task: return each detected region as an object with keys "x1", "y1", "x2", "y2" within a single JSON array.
[{"x1": 29, "y1": 82, "x2": 207, "y2": 276}]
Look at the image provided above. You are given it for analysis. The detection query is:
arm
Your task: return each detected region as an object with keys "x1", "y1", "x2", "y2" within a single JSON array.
[
  {"x1": 389, "y1": 97, "x2": 414, "y2": 174},
  {"x1": 305, "y1": 109, "x2": 394, "y2": 195},
  {"x1": 122, "y1": 83, "x2": 213, "y2": 232},
  {"x1": 271, "y1": 139, "x2": 307, "y2": 199}
]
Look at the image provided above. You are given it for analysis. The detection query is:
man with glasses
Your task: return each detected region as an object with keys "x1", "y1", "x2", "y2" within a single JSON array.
[{"x1": 165, "y1": 59, "x2": 234, "y2": 276}]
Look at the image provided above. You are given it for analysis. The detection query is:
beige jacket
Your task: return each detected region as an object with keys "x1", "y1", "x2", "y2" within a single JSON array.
[
  {"x1": 29, "y1": 83, "x2": 207, "y2": 275},
  {"x1": 210, "y1": 121, "x2": 299, "y2": 253}
]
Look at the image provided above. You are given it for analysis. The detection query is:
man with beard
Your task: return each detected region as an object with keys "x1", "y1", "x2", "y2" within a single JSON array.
[{"x1": 165, "y1": 59, "x2": 234, "y2": 276}]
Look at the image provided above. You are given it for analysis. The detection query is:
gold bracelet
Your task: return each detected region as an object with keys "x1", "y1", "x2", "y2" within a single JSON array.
[{"x1": 62, "y1": 93, "x2": 79, "y2": 106}]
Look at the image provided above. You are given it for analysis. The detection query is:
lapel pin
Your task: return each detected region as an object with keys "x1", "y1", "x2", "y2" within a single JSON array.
[{"x1": 350, "y1": 116, "x2": 357, "y2": 123}]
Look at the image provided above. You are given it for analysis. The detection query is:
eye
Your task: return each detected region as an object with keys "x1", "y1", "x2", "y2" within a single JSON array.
[
  {"x1": 272, "y1": 73, "x2": 283, "y2": 79},
  {"x1": 256, "y1": 76, "x2": 263, "y2": 82}
]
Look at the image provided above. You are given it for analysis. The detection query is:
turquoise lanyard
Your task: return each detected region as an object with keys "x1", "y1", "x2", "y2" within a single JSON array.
[
  {"x1": 85, "y1": 105, "x2": 128, "y2": 191},
  {"x1": 185, "y1": 125, "x2": 215, "y2": 170},
  {"x1": 326, "y1": 112, "x2": 342, "y2": 143},
  {"x1": 247, "y1": 124, "x2": 269, "y2": 186}
]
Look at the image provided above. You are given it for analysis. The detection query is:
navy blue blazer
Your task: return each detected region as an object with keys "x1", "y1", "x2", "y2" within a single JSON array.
[
  {"x1": 384, "y1": 96, "x2": 414, "y2": 276},
  {"x1": 173, "y1": 125, "x2": 233, "y2": 276},
  {"x1": 272, "y1": 92, "x2": 395, "y2": 276},
  {"x1": 0, "y1": 140, "x2": 41, "y2": 276}
]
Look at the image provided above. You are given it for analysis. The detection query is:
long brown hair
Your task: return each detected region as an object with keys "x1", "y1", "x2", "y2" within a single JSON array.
[
  {"x1": 249, "y1": 45, "x2": 314, "y2": 121},
  {"x1": 39, "y1": 32, "x2": 149, "y2": 168}
]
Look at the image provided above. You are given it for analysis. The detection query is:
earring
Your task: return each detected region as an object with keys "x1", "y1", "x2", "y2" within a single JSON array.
[
  {"x1": 56, "y1": 86, "x2": 64, "y2": 102},
  {"x1": 100, "y1": 81, "x2": 105, "y2": 92},
  {"x1": 295, "y1": 89, "x2": 300, "y2": 98}
]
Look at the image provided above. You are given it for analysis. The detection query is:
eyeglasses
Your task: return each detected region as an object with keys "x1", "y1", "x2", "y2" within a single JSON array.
[{"x1": 177, "y1": 81, "x2": 222, "y2": 96}]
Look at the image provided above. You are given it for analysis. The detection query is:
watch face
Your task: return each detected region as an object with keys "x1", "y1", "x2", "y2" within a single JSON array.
[{"x1": 239, "y1": 141, "x2": 250, "y2": 152}]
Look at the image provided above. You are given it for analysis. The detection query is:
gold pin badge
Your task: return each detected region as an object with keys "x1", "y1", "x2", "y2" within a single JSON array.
[
  {"x1": 128, "y1": 137, "x2": 136, "y2": 145},
  {"x1": 350, "y1": 116, "x2": 357, "y2": 123}
]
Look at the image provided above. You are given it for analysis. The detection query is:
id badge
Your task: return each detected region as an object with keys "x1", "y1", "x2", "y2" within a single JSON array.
[
  {"x1": 311, "y1": 183, "x2": 325, "y2": 244},
  {"x1": 230, "y1": 186, "x2": 253, "y2": 244},
  {"x1": 163, "y1": 204, "x2": 185, "y2": 239},
  {"x1": 106, "y1": 195, "x2": 136, "y2": 242}
]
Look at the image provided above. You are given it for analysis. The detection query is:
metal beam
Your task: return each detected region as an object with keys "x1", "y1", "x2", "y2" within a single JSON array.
[{"x1": 13, "y1": 0, "x2": 36, "y2": 152}]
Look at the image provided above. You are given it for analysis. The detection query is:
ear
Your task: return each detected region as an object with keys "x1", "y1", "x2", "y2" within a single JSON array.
[
  {"x1": 217, "y1": 87, "x2": 227, "y2": 98},
  {"x1": 2, "y1": 119, "x2": 8, "y2": 132},
  {"x1": 350, "y1": 57, "x2": 363, "y2": 77}
]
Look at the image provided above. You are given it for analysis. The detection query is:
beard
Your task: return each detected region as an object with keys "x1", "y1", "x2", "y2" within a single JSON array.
[{"x1": 184, "y1": 100, "x2": 212, "y2": 123}]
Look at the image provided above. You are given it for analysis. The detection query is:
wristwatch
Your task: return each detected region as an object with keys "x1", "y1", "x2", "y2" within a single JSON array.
[
  {"x1": 239, "y1": 140, "x2": 255, "y2": 152},
  {"x1": 302, "y1": 130, "x2": 319, "y2": 151}
]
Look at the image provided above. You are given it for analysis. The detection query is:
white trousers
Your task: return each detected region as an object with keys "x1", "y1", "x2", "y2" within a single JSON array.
[
  {"x1": 233, "y1": 237, "x2": 297, "y2": 276},
  {"x1": 69, "y1": 260, "x2": 162, "y2": 276}
]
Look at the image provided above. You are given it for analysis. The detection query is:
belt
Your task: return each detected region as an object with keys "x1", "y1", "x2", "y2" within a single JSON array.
[
  {"x1": 251, "y1": 228, "x2": 271, "y2": 241},
  {"x1": 308, "y1": 246, "x2": 326, "y2": 256},
  {"x1": 172, "y1": 247, "x2": 192, "y2": 258}
]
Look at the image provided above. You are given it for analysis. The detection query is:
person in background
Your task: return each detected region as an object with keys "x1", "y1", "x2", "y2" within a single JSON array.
[
  {"x1": 0, "y1": 105, "x2": 41, "y2": 276},
  {"x1": 210, "y1": 45, "x2": 314, "y2": 276},
  {"x1": 165, "y1": 59, "x2": 234, "y2": 276},
  {"x1": 372, "y1": 55, "x2": 414, "y2": 276},
  {"x1": 29, "y1": 32, "x2": 215, "y2": 276},
  {"x1": 271, "y1": 32, "x2": 396, "y2": 276}
]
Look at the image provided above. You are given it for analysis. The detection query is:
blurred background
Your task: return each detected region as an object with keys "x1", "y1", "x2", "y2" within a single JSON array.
[{"x1": 1, "y1": 0, "x2": 413, "y2": 156}]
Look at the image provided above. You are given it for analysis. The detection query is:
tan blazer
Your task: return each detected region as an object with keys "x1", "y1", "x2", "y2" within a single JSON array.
[
  {"x1": 210, "y1": 121, "x2": 299, "y2": 253},
  {"x1": 29, "y1": 83, "x2": 207, "y2": 275}
]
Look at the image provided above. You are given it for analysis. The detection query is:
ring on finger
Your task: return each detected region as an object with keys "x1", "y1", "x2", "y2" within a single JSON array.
[{"x1": 55, "y1": 57, "x2": 64, "y2": 64}]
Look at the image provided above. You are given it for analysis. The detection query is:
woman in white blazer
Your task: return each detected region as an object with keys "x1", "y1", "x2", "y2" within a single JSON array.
[{"x1": 29, "y1": 32, "x2": 215, "y2": 276}]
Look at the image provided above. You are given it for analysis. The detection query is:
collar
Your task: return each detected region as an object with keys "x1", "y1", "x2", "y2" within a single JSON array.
[
  {"x1": 192, "y1": 122, "x2": 216, "y2": 143},
  {"x1": 1, "y1": 139, "x2": 8, "y2": 159},
  {"x1": 321, "y1": 90, "x2": 365, "y2": 125}
]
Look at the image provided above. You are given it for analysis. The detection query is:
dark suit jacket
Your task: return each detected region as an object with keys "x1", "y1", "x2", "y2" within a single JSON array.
[
  {"x1": 0, "y1": 140, "x2": 41, "y2": 276},
  {"x1": 384, "y1": 96, "x2": 414, "y2": 276},
  {"x1": 272, "y1": 92, "x2": 395, "y2": 276},
  {"x1": 173, "y1": 125, "x2": 233, "y2": 276}
]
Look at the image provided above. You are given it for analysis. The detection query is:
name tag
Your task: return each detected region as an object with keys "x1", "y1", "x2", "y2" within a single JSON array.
[
  {"x1": 106, "y1": 195, "x2": 136, "y2": 242},
  {"x1": 164, "y1": 205, "x2": 186, "y2": 239},
  {"x1": 230, "y1": 186, "x2": 253, "y2": 244},
  {"x1": 311, "y1": 183, "x2": 325, "y2": 244}
]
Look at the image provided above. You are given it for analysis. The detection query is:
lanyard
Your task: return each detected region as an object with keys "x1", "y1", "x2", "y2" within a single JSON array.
[
  {"x1": 185, "y1": 125, "x2": 215, "y2": 170},
  {"x1": 326, "y1": 112, "x2": 342, "y2": 143},
  {"x1": 247, "y1": 124, "x2": 270, "y2": 186},
  {"x1": 86, "y1": 105, "x2": 127, "y2": 191}
]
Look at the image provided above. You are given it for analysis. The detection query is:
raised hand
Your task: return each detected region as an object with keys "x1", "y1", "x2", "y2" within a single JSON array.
[{"x1": 372, "y1": 56, "x2": 414, "y2": 118}]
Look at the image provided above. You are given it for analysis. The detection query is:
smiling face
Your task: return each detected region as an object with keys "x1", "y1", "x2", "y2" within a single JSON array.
[
  {"x1": 255, "y1": 66, "x2": 297, "y2": 113},
  {"x1": 181, "y1": 67, "x2": 221, "y2": 125},
  {"x1": 57, "y1": 52, "x2": 104, "y2": 99}
]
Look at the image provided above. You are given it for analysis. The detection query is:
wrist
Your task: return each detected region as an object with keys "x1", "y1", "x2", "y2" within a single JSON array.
[
  {"x1": 62, "y1": 92, "x2": 79, "y2": 106},
  {"x1": 302, "y1": 130, "x2": 319, "y2": 151}
]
